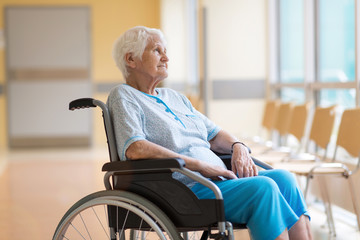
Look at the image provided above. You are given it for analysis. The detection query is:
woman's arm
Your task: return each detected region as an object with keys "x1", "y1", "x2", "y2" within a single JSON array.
[
  {"x1": 126, "y1": 140, "x2": 237, "y2": 180},
  {"x1": 209, "y1": 129, "x2": 258, "y2": 178}
]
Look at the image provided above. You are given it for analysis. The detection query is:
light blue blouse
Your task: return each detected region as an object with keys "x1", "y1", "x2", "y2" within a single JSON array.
[{"x1": 107, "y1": 84, "x2": 226, "y2": 187}]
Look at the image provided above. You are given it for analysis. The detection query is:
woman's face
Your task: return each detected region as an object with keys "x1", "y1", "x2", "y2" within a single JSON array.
[{"x1": 135, "y1": 34, "x2": 169, "y2": 81}]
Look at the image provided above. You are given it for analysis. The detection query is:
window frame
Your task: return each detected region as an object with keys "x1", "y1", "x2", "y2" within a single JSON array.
[{"x1": 268, "y1": 0, "x2": 360, "y2": 107}]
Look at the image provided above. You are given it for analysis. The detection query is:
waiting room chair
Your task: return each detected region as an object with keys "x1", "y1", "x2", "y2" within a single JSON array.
[
  {"x1": 260, "y1": 99, "x2": 281, "y2": 139},
  {"x1": 274, "y1": 107, "x2": 360, "y2": 236},
  {"x1": 246, "y1": 99, "x2": 280, "y2": 147},
  {"x1": 250, "y1": 102, "x2": 295, "y2": 155},
  {"x1": 252, "y1": 102, "x2": 311, "y2": 163},
  {"x1": 287, "y1": 105, "x2": 337, "y2": 162}
]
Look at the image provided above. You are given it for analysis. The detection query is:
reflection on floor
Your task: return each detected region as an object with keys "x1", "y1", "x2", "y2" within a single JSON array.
[{"x1": 0, "y1": 148, "x2": 359, "y2": 240}]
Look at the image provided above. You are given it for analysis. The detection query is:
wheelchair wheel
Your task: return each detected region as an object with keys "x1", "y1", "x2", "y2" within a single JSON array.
[{"x1": 53, "y1": 190, "x2": 181, "y2": 240}]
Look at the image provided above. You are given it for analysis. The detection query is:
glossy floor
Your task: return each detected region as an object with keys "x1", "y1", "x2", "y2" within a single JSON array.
[{"x1": 0, "y1": 148, "x2": 359, "y2": 240}]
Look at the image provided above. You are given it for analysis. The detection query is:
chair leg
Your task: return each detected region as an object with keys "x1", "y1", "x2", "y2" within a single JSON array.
[
  {"x1": 304, "y1": 174, "x2": 312, "y2": 200},
  {"x1": 318, "y1": 177, "x2": 336, "y2": 236},
  {"x1": 348, "y1": 177, "x2": 360, "y2": 231}
]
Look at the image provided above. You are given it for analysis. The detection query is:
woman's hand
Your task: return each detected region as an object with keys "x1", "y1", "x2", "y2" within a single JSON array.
[
  {"x1": 197, "y1": 161, "x2": 237, "y2": 180},
  {"x1": 231, "y1": 143, "x2": 258, "y2": 178}
]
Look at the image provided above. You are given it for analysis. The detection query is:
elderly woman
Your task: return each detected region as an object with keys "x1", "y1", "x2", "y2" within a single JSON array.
[{"x1": 108, "y1": 26, "x2": 312, "y2": 240}]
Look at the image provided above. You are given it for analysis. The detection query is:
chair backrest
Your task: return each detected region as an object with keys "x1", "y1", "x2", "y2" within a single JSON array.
[
  {"x1": 287, "y1": 102, "x2": 312, "y2": 143},
  {"x1": 308, "y1": 105, "x2": 337, "y2": 151},
  {"x1": 335, "y1": 108, "x2": 360, "y2": 159},
  {"x1": 261, "y1": 100, "x2": 280, "y2": 132},
  {"x1": 273, "y1": 102, "x2": 295, "y2": 137}
]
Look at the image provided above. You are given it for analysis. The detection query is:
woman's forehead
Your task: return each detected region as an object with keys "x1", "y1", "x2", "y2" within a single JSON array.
[{"x1": 147, "y1": 34, "x2": 166, "y2": 47}]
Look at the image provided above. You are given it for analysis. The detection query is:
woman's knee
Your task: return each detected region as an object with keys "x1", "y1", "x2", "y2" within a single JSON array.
[
  {"x1": 250, "y1": 176, "x2": 281, "y2": 197},
  {"x1": 262, "y1": 169, "x2": 298, "y2": 189}
]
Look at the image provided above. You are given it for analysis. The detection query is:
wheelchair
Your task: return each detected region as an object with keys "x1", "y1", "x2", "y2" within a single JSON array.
[{"x1": 52, "y1": 98, "x2": 273, "y2": 240}]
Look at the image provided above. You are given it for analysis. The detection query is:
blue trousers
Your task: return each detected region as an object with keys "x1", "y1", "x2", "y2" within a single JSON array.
[{"x1": 191, "y1": 169, "x2": 309, "y2": 240}]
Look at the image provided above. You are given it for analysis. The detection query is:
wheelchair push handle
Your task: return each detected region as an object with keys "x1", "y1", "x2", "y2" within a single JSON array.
[{"x1": 69, "y1": 98, "x2": 96, "y2": 111}]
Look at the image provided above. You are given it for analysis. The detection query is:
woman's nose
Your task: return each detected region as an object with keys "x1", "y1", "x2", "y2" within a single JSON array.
[{"x1": 161, "y1": 53, "x2": 169, "y2": 62}]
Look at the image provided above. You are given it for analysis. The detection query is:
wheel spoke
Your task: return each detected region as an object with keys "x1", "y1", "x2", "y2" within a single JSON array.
[
  {"x1": 118, "y1": 208, "x2": 130, "y2": 240},
  {"x1": 79, "y1": 213, "x2": 92, "y2": 240},
  {"x1": 136, "y1": 217, "x2": 144, "y2": 239},
  {"x1": 70, "y1": 222, "x2": 88, "y2": 240},
  {"x1": 92, "y1": 207, "x2": 110, "y2": 238},
  {"x1": 54, "y1": 191, "x2": 179, "y2": 240},
  {"x1": 61, "y1": 235, "x2": 70, "y2": 240}
]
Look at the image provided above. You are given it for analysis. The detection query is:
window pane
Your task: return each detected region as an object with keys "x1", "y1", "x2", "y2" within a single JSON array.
[
  {"x1": 280, "y1": 0, "x2": 304, "y2": 83},
  {"x1": 319, "y1": 89, "x2": 356, "y2": 109},
  {"x1": 281, "y1": 88, "x2": 305, "y2": 104},
  {"x1": 318, "y1": 0, "x2": 355, "y2": 82}
]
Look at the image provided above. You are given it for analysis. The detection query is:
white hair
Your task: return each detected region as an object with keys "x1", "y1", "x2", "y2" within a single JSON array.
[{"x1": 112, "y1": 26, "x2": 167, "y2": 79}]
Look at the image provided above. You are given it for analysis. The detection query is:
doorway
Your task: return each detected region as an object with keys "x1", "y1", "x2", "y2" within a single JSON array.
[{"x1": 5, "y1": 6, "x2": 92, "y2": 148}]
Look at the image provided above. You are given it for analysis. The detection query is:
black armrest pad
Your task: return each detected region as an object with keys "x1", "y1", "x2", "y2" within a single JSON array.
[{"x1": 102, "y1": 158, "x2": 186, "y2": 173}]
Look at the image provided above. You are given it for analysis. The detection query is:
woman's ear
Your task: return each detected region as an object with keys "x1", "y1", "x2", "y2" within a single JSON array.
[{"x1": 125, "y1": 52, "x2": 136, "y2": 68}]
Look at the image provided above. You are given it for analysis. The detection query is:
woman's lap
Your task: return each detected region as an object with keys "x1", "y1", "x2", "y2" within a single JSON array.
[{"x1": 190, "y1": 169, "x2": 309, "y2": 240}]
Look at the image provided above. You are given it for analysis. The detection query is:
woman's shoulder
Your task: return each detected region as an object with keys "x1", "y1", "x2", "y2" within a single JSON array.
[
  {"x1": 107, "y1": 84, "x2": 142, "y2": 107},
  {"x1": 108, "y1": 84, "x2": 139, "y2": 100},
  {"x1": 109, "y1": 83, "x2": 130, "y2": 94}
]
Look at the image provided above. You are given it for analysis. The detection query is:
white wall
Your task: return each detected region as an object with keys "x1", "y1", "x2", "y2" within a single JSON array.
[
  {"x1": 204, "y1": 0, "x2": 267, "y2": 138},
  {"x1": 160, "y1": 0, "x2": 188, "y2": 89},
  {"x1": 160, "y1": 0, "x2": 268, "y2": 138},
  {"x1": 204, "y1": 0, "x2": 267, "y2": 79}
]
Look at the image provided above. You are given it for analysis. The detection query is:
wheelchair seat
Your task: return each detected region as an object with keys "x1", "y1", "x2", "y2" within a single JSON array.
[{"x1": 53, "y1": 98, "x2": 272, "y2": 240}]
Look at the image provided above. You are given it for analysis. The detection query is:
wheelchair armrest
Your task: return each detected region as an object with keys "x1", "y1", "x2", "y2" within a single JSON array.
[
  {"x1": 102, "y1": 158, "x2": 224, "y2": 200},
  {"x1": 252, "y1": 157, "x2": 273, "y2": 170},
  {"x1": 102, "y1": 158, "x2": 186, "y2": 174}
]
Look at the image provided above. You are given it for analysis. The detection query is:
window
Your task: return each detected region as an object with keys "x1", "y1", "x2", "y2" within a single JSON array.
[
  {"x1": 318, "y1": 0, "x2": 355, "y2": 83},
  {"x1": 279, "y1": 0, "x2": 304, "y2": 84},
  {"x1": 279, "y1": 0, "x2": 305, "y2": 103},
  {"x1": 281, "y1": 88, "x2": 305, "y2": 104},
  {"x1": 271, "y1": 0, "x2": 358, "y2": 110},
  {"x1": 319, "y1": 89, "x2": 356, "y2": 108},
  {"x1": 317, "y1": 0, "x2": 356, "y2": 109}
]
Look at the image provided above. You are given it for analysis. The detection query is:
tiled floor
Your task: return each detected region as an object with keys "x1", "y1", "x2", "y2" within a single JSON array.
[{"x1": 0, "y1": 147, "x2": 359, "y2": 240}]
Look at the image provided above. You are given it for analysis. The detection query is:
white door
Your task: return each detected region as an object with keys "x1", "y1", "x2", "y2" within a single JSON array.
[{"x1": 6, "y1": 7, "x2": 92, "y2": 148}]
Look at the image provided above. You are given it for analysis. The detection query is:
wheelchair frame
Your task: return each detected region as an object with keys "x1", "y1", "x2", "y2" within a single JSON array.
[{"x1": 52, "y1": 98, "x2": 273, "y2": 240}]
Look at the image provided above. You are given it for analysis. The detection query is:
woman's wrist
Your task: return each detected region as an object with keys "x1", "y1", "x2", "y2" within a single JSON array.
[
  {"x1": 231, "y1": 141, "x2": 251, "y2": 154},
  {"x1": 181, "y1": 155, "x2": 201, "y2": 171}
]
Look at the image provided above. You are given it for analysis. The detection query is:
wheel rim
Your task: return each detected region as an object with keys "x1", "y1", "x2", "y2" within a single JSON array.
[{"x1": 54, "y1": 194, "x2": 179, "y2": 240}]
